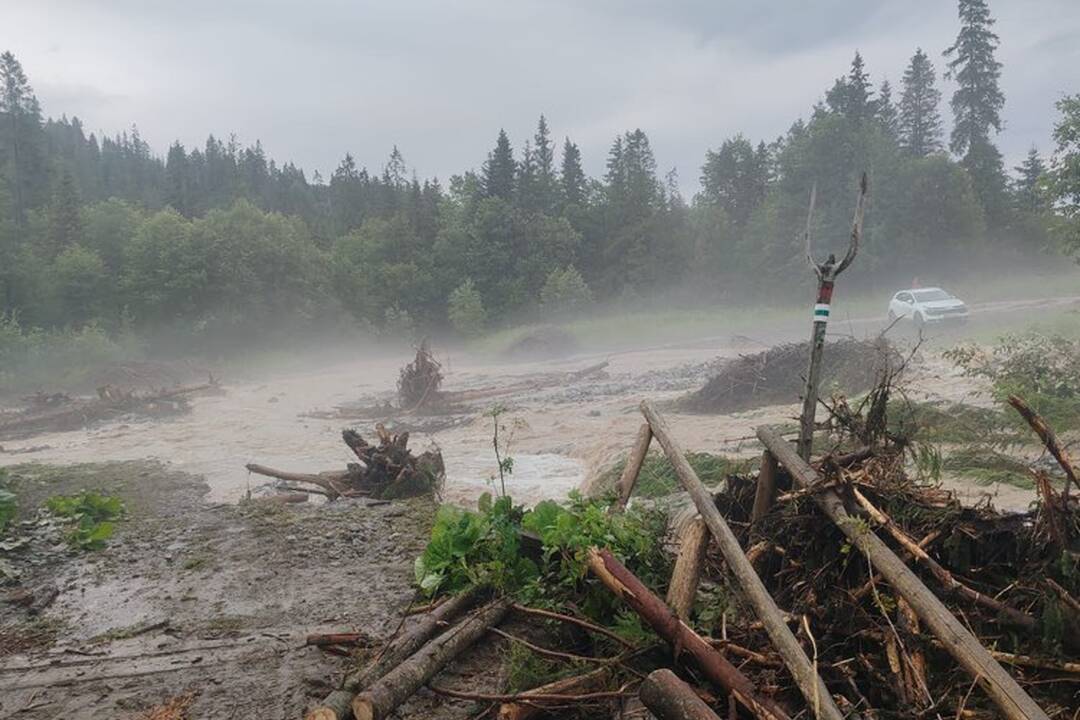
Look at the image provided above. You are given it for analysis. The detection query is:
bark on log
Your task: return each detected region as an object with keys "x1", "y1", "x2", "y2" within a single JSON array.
[
  {"x1": 751, "y1": 451, "x2": 779, "y2": 523},
  {"x1": 666, "y1": 517, "x2": 708, "y2": 620},
  {"x1": 306, "y1": 589, "x2": 480, "y2": 720},
  {"x1": 587, "y1": 547, "x2": 789, "y2": 720},
  {"x1": 640, "y1": 669, "x2": 722, "y2": 720},
  {"x1": 351, "y1": 599, "x2": 510, "y2": 720},
  {"x1": 497, "y1": 667, "x2": 612, "y2": 720},
  {"x1": 612, "y1": 423, "x2": 653, "y2": 513},
  {"x1": 640, "y1": 401, "x2": 843, "y2": 720},
  {"x1": 757, "y1": 424, "x2": 1050, "y2": 720}
]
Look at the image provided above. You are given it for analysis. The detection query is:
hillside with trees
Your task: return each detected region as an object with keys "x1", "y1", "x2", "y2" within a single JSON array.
[{"x1": 1, "y1": 0, "x2": 1077, "y2": 368}]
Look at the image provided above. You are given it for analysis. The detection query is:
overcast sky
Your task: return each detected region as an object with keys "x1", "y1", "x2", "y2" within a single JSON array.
[{"x1": 4, "y1": 0, "x2": 1079, "y2": 194}]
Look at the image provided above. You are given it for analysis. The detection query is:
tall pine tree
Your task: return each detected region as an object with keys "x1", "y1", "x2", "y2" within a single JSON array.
[
  {"x1": 559, "y1": 138, "x2": 586, "y2": 209},
  {"x1": 481, "y1": 129, "x2": 515, "y2": 201},
  {"x1": 532, "y1": 115, "x2": 557, "y2": 213},
  {"x1": 898, "y1": 49, "x2": 944, "y2": 157},
  {"x1": 1013, "y1": 147, "x2": 1046, "y2": 212},
  {"x1": 874, "y1": 80, "x2": 900, "y2": 139},
  {"x1": 0, "y1": 51, "x2": 45, "y2": 227}
]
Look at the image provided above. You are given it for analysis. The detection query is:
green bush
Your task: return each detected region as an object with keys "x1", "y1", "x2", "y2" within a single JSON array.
[
  {"x1": 0, "y1": 313, "x2": 134, "y2": 393},
  {"x1": 539, "y1": 266, "x2": 592, "y2": 315},
  {"x1": 447, "y1": 278, "x2": 487, "y2": 337},
  {"x1": 414, "y1": 491, "x2": 669, "y2": 626},
  {"x1": 46, "y1": 491, "x2": 125, "y2": 550},
  {"x1": 945, "y1": 333, "x2": 1080, "y2": 430}
]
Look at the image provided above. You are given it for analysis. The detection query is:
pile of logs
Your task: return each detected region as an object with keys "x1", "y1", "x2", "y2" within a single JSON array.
[
  {"x1": 300, "y1": 396, "x2": 1076, "y2": 720},
  {"x1": 246, "y1": 425, "x2": 444, "y2": 501},
  {"x1": 0, "y1": 378, "x2": 220, "y2": 440}
]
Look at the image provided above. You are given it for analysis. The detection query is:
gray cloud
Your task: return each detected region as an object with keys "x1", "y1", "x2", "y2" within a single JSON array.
[{"x1": 3, "y1": 0, "x2": 1077, "y2": 192}]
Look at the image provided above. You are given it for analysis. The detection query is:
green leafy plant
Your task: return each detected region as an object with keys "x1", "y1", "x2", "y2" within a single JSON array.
[{"x1": 45, "y1": 491, "x2": 125, "y2": 550}]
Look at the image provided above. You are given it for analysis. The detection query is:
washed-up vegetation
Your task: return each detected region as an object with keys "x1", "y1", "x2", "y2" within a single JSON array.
[
  {"x1": 45, "y1": 490, "x2": 125, "y2": 550},
  {"x1": 600, "y1": 452, "x2": 753, "y2": 499}
]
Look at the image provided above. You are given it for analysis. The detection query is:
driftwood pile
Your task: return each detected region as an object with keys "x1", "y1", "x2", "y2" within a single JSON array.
[
  {"x1": 301, "y1": 390, "x2": 1077, "y2": 720},
  {"x1": 0, "y1": 379, "x2": 219, "y2": 440},
  {"x1": 680, "y1": 338, "x2": 897, "y2": 414},
  {"x1": 246, "y1": 425, "x2": 444, "y2": 502}
]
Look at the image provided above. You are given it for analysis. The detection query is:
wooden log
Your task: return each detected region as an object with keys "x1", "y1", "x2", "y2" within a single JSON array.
[
  {"x1": 612, "y1": 423, "x2": 653, "y2": 513},
  {"x1": 351, "y1": 599, "x2": 510, "y2": 720},
  {"x1": 641, "y1": 401, "x2": 843, "y2": 720},
  {"x1": 587, "y1": 547, "x2": 789, "y2": 720},
  {"x1": 850, "y1": 487, "x2": 1037, "y2": 630},
  {"x1": 751, "y1": 451, "x2": 779, "y2": 523},
  {"x1": 245, "y1": 463, "x2": 353, "y2": 499},
  {"x1": 897, "y1": 598, "x2": 930, "y2": 710},
  {"x1": 497, "y1": 667, "x2": 612, "y2": 720},
  {"x1": 305, "y1": 589, "x2": 480, "y2": 720},
  {"x1": 640, "y1": 669, "x2": 722, "y2": 720},
  {"x1": 757, "y1": 424, "x2": 1050, "y2": 720},
  {"x1": 666, "y1": 517, "x2": 708, "y2": 620}
]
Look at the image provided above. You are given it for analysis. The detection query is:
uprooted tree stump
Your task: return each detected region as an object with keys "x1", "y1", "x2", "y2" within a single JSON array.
[
  {"x1": 397, "y1": 339, "x2": 444, "y2": 411},
  {"x1": 246, "y1": 424, "x2": 444, "y2": 501}
]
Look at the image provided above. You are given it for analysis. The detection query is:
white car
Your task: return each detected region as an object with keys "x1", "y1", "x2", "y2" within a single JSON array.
[{"x1": 887, "y1": 287, "x2": 969, "y2": 327}]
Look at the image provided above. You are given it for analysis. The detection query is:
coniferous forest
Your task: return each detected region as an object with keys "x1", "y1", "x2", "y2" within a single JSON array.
[{"x1": 1, "y1": 0, "x2": 1079, "y2": 364}]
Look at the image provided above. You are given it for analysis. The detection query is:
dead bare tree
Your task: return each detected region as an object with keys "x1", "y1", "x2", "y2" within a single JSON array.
[{"x1": 797, "y1": 172, "x2": 868, "y2": 461}]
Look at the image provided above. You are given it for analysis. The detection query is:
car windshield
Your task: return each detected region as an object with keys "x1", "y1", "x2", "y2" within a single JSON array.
[{"x1": 912, "y1": 289, "x2": 951, "y2": 302}]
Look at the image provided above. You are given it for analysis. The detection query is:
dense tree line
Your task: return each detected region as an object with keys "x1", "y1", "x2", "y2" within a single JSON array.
[{"x1": 0, "y1": 0, "x2": 1075, "y2": 349}]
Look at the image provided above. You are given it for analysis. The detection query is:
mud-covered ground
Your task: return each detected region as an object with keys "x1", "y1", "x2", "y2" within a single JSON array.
[{"x1": 0, "y1": 461, "x2": 509, "y2": 719}]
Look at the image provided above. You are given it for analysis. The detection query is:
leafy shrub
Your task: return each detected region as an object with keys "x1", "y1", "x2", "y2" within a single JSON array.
[
  {"x1": 414, "y1": 491, "x2": 669, "y2": 626},
  {"x1": 539, "y1": 266, "x2": 592, "y2": 315},
  {"x1": 0, "y1": 313, "x2": 134, "y2": 393},
  {"x1": 45, "y1": 491, "x2": 125, "y2": 550},
  {"x1": 945, "y1": 333, "x2": 1080, "y2": 430},
  {"x1": 447, "y1": 278, "x2": 487, "y2": 337}
]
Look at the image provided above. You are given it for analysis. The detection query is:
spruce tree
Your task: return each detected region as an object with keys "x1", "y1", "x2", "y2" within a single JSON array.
[
  {"x1": 48, "y1": 165, "x2": 82, "y2": 256},
  {"x1": 1013, "y1": 147, "x2": 1046, "y2": 212},
  {"x1": 874, "y1": 80, "x2": 900, "y2": 139},
  {"x1": 559, "y1": 138, "x2": 586, "y2": 208},
  {"x1": 481, "y1": 129, "x2": 515, "y2": 200},
  {"x1": 898, "y1": 49, "x2": 944, "y2": 157},
  {"x1": 944, "y1": 0, "x2": 1004, "y2": 155},
  {"x1": 826, "y1": 52, "x2": 873, "y2": 122},
  {"x1": 533, "y1": 115, "x2": 557, "y2": 213},
  {"x1": 517, "y1": 139, "x2": 536, "y2": 209},
  {"x1": 0, "y1": 51, "x2": 44, "y2": 227},
  {"x1": 165, "y1": 141, "x2": 190, "y2": 215}
]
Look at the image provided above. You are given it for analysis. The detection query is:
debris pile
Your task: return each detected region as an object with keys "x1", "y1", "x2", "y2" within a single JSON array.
[
  {"x1": 680, "y1": 338, "x2": 897, "y2": 413},
  {"x1": 397, "y1": 339, "x2": 445, "y2": 411},
  {"x1": 246, "y1": 425, "x2": 444, "y2": 501},
  {"x1": 300, "y1": 384, "x2": 1077, "y2": 720},
  {"x1": 0, "y1": 378, "x2": 221, "y2": 440}
]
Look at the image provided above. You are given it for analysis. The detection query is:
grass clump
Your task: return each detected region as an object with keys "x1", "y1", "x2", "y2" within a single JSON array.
[
  {"x1": 602, "y1": 451, "x2": 753, "y2": 499},
  {"x1": 45, "y1": 491, "x2": 125, "y2": 550}
]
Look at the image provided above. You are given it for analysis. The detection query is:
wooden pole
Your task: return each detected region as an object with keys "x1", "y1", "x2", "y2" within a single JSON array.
[
  {"x1": 751, "y1": 451, "x2": 779, "y2": 523},
  {"x1": 306, "y1": 589, "x2": 480, "y2": 720},
  {"x1": 1007, "y1": 394, "x2": 1076, "y2": 500},
  {"x1": 612, "y1": 423, "x2": 653, "y2": 513},
  {"x1": 640, "y1": 669, "x2": 722, "y2": 720},
  {"x1": 640, "y1": 401, "x2": 844, "y2": 720},
  {"x1": 352, "y1": 600, "x2": 510, "y2": 720},
  {"x1": 587, "y1": 547, "x2": 789, "y2": 720},
  {"x1": 797, "y1": 173, "x2": 867, "y2": 461},
  {"x1": 666, "y1": 516, "x2": 709, "y2": 620},
  {"x1": 757, "y1": 424, "x2": 1050, "y2": 720}
]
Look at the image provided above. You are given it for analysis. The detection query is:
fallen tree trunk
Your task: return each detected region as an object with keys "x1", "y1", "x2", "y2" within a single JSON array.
[
  {"x1": 245, "y1": 463, "x2": 354, "y2": 499},
  {"x1": 497, "y1": 667, "x2": 612, "y2": 720},
  {"x1": 641, "y1": 401, "x2": 843, "y2": 720},
  {"x1": 587, "y1": 547, "x2": 789, "y2": 720},
  {"x1": 611, "y1": 423, "x2": 652, "y2": 513},
  {"x1": 666, "y1": 516, "x2": 708, "y2": 620},
  {"x1": 751, "y1": 450, "x2": 779, "y2": 523},
  {"x1": 306, "y1": 589, "x2": 480, "y2": 720},
  {"x1": 757, "y1": 425, "x2": 1050, "y2": 720},
  {"x1": 640, "y1": 669, "x2": 722, "y2": 720},
  {"x1": 351, "y1": 599, "x2": 510, "y2": 720},
  {"x1": 1007, "y1": 394, "x2": 1076, "y2": 499}
]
